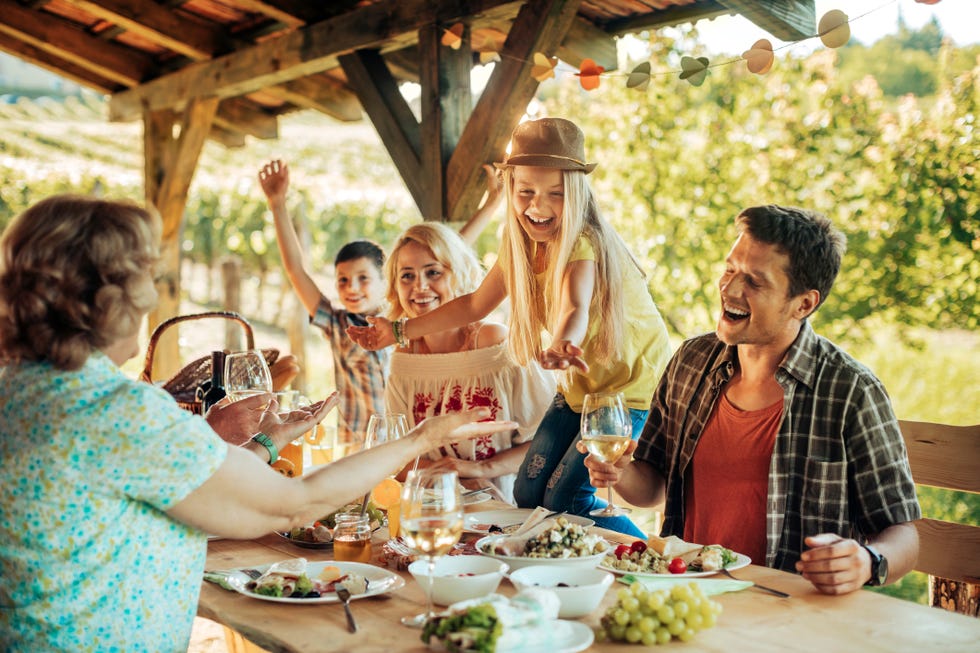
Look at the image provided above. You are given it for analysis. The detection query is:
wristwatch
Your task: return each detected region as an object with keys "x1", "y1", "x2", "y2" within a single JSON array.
[{"x1": 862, "y1": 544, "x2": 888, "y2": 586}]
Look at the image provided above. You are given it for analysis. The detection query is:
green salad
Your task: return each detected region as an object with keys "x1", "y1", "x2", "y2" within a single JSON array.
[{"x1": 422, "y1": 604, "x2": 502, "y2": 653}]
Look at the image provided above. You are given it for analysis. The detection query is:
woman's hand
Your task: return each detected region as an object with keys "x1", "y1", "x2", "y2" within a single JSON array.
[
  {"x1": 206, "y1": 393, "x2": 268, "y2": 445},
  {"x1": 538, "y1": 340, "x2": 589, "y2": 373},
  {"x1": 347, "y1": 316, "x2": 396, "y2": 351},
  {"x1": 412, "y1": 408, "x2": 517, "y2": 452},
  {"x1": 257, "y1": 159, "x2": 289, "y2": 203},
  {"x1": 259, "y1": 392, "x2": 339, "y2": 450}
]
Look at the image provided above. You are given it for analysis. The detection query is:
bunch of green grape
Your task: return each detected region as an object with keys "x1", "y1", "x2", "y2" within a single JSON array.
[{"x1": 597, "y1": 581, "x2": 722, "y2": 645}]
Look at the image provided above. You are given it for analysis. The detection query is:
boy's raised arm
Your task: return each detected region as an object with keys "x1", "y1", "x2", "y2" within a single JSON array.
[{"x1": 258, "y1": 159, "x2": 325, "y2": 316}]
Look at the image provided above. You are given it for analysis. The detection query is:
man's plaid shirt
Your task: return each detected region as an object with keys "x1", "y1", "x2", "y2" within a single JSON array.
[{"x1": 634, "y1": 321, "x2": 920, "y2": 571}]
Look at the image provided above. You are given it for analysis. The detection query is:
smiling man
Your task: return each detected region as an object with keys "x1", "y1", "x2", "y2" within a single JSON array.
[{"x1": 583, "y1": 205, "x2": 921, "y2": 595}]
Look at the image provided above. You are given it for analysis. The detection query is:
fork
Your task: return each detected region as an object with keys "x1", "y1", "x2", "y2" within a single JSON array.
[
  {"x1": 206, "y1": 567, "x2": 262, "y2": 579},
  {"x1": 335, "y1": 587, "x2": 358, "y2": 633},
  {"x1": 718, "y1": 568, "x2": 790, "y2": 598}
]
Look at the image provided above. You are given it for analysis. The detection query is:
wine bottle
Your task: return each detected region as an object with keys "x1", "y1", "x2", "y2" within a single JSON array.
[{"x1": 200, "y1": 350, "x2": 226, "y2": 412}]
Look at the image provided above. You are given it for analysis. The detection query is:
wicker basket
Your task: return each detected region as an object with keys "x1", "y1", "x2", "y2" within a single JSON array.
[{"x1": 139, "y1": 311, "x2": 279, "y2": 415}]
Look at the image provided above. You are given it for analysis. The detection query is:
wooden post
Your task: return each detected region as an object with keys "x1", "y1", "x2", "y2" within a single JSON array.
[
  {"x1": 221, "y1": 255, "x2": 243, "y2": 351},
  {"x1": 142, "y1": 96, "x2": 219, "y2": 379}
]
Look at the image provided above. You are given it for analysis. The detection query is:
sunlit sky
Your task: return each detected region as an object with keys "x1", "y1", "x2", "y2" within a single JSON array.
[{"x1": 693, "y1": 0, "x2": 978, "y2": 54}]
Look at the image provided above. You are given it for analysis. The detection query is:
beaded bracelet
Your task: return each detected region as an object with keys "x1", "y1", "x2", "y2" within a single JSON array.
[{"x1": 392, "y1": 317, "x2": 410, "y2": 348}]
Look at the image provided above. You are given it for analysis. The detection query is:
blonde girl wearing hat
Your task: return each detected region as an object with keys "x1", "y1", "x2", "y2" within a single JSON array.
[
  {"x1": 382, "y1": 222, "x2": 554, "y2": 503},
  {"x1": 349, "y1": 118, "x2": 671, "y2": 535}
]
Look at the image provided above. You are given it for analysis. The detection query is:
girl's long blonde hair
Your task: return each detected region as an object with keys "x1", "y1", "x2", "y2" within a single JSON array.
[{"x1": 497, "y1": 168, "x2": 639, "y2": 366}]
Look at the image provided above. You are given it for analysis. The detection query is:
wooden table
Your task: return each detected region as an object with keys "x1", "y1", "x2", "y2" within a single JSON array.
[{"x1": 199, "y1": 506, "x2": 980, "y2": 653}]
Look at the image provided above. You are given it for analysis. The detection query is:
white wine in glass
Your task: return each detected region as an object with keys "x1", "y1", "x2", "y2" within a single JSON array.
[
  {"x1": 399, "y1": 470, "x2": 463, "y2": 628},
  {"x1": 223, "y1": 350, "x2": 273, "y2": 401},
  {"x1": 581, "y1": 391, "x2": 632, "y2": 518}
]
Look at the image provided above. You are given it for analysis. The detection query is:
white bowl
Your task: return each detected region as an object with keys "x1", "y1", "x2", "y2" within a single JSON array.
[
  {"x1": 474, "y1": 535, "x2": 609, "y2": 571},
  {"x1": 509, "y1": 565, "x2": 615, "y2": 618},
  {"x1": 407, "y1": 555, "x2": 509, "y2": 606}
]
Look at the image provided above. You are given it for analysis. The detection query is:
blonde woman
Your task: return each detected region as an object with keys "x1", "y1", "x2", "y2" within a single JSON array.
[
  {"x1": 350, "y1": 118, "x2": 671, "y2": 535},
  {"x1": 383, "y1": 222, "x2": 553, "y2": 503}
]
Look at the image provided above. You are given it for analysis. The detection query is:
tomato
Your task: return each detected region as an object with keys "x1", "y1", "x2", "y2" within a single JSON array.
[
  {"x1": 614, "y1": 544, "x2": 632, "y2": 560},
  {"x1": 630, "y1": 540, "x2": 648, "y2": 554},
  {"x1": 668, "y1": 557, "x2": 688, "y2": 574}
]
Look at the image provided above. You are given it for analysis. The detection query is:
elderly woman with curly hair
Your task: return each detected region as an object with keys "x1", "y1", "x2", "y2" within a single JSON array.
[{"x1": 0, "y1": 194, "x2": 516, "y2": 652}]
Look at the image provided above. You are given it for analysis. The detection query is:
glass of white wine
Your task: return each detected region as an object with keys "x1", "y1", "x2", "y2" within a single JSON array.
[
  {"x1": 399, "y1": 470, "x2": 463, "y2": 628},
  {"x1": 223, "y1": 350, "x2": 273, "y2": 401},
  {"x1": 581, "y1": 391, "x2": 633, "y2": 518}
]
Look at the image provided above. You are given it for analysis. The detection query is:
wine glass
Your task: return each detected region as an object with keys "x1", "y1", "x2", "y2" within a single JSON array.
[
  {"x1": 580, "y1": 391, "x2": 632, "y2": 517},
  {"x1": 365, "y1": 413, "x2": 408, "y2": 448},
  {"x1": 223, "y1": 350, "x2": 273, "y2": 401},
  {"x1": 399, "y1": 470, "x2": 463, "y2": 628}
]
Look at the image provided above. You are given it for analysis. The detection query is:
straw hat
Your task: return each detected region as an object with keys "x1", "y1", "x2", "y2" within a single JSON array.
[{"x1": 495, "y1": 118, "x2": 597, "y2": 174}]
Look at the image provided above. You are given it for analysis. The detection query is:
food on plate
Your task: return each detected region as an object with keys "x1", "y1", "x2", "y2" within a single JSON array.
[
  {"x1": 604, "y1": 536, "x2": 737, "y2": 574},
  {"x1": 485, "y1": 516, "x2": 607, "y2": 559},
  {"x1": 245, "y1": 559, "x2": 368, "y2": 599},
  {"x1": 422, "y1": 588, "x2": 560, "y2": 652},
  {"x1": 598, "y1": 581, "x2": 722, "y2": 645},
  {"x1": 287, "y1": 521, "x2": 334, "y2": 544},
  {"x1": 284, "y1": 502, "x2": 386, "y2": 544}
]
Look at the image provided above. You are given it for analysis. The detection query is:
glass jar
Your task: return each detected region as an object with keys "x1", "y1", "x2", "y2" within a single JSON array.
[{"x1": 333, "y1": 512, "x2": 372, "y2": 563}]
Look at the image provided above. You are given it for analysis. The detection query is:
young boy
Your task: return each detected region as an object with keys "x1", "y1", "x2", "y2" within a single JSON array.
[
  {"x1": 259, "y1": 159, "x2": 389, "y2": 446},
  {"x1": 258, "y1": 159, "x2": 501, "y2": 448}
]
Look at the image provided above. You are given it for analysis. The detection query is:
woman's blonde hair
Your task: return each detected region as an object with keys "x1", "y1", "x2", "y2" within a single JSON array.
[
  {"x1": 0, "y1": 194, "x2": 161, "y2": 370},
  {"x1": 498, "y1": 168, "x2": 638, "y2": 366},
  {"x1": 384, "y1": 222, "x2": 483, "y2": 320}
]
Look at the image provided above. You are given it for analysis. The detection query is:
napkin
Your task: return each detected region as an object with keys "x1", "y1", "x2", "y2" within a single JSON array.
[{"x1": 620, "y1": 575, "x2": 753, "y2": 595}]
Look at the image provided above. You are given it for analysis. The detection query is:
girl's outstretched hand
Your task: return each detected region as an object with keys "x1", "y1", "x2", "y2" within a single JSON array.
[
  {"x1": 347, "y1": 316, "x2": 395, "y2": 351},
  {"x1": 538, "y1": 340, "x2": 589, "y2": 373}
]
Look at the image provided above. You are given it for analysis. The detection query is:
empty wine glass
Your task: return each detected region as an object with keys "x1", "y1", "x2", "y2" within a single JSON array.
[
  {"x1": 223, "y1": 350, "x2": 272, "y2": 401},
  {"x1": 399, "y1": 470, "x2": 463, "y2": 628},
  {"x1": 580, "y1": 391, "x2": 632, "y2": 517},
  {"x1": 365, "y1": 413, "x2": 408, "y2": 448}
]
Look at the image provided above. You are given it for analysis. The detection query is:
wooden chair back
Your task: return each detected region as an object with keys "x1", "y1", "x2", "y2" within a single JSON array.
[{"x1": 899, "y1": 420, "x2": 980, "y2": 616}]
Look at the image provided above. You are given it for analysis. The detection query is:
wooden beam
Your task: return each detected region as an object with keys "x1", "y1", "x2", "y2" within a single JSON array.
[
  {"x1": 603, "y1": 1, "x2": 731, "y2": 36},
  {"x1": 418, "y1": 22, "x2": 473, "y2": 220},
  {"x1": 559, "y1": 16, "x2": 617, "y2": 71},
  {"x1": 66, "y1": 0, "x2": 229, "y2": 60},
  {"x1": 339, "y1": 49, "x2": 424, "y2": 213},
  {"x1": 0, "y1": 32, "x2": 116, "y2": 93},
  {"x1": 0, "y1": 0, "x2": 154, "y2": 87},
  {"x1": 446, "y1": 0, "x2": 583, "y2": 220},
  {"x1": 718, "y1": 0, "x2": 815, "y2": 42},
  {"x1": 108, "y1": 0, "x2": 519, "y2": 121},
  {"x1": 213, "y1": 97, "x2": 278, "y2": 140},
  {"x1": 264, "y1": 76, "x2": 362, "y2": 122},
  {"x1": 217, "y1": 0, "x2": 312, "y2": 27}
]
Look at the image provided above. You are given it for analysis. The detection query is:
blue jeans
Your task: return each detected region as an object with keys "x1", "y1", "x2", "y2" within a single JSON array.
[{"x1": 513, "y1": 394, "x2": 648, "y2": 537}]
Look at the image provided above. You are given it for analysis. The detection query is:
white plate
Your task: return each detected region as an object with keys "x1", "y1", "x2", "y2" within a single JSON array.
[
  {"x1": 475, "y1": 536, "x2": 608, "y2": 571},
  {"x1": 497, "y1": 619, "x2": 594, "y2": 653},
  {"x1": 464, "y1": 492, "x2": 493, "y2": 506},
  {"x1": 226, "y1": 560, "x2": 405, "y2": 604},
  {"x1": 599, "y1": 552, "x2": 751, "y2": 578},
  {"x1": 463, "y1": 509, "x2": 594, "y2": 534}
]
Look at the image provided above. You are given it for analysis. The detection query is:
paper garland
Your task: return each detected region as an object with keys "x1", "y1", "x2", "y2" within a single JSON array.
[{"x1": 437, "y1": 2, "x2": 924, "y2": 91}]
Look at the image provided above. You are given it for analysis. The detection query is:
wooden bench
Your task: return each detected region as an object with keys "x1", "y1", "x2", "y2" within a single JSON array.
[{"x1": 899, "y1": 420, "x2": 980, "y2": 616}]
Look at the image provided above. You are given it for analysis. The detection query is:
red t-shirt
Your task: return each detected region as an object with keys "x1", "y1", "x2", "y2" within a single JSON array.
[{"x1": 683, "y1": 393, "x2": 782, "y2": 565}]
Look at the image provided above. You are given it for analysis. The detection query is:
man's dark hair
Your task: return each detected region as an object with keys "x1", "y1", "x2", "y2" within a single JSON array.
[
  {"x1": 736, "y1": 205, "x2": 846, "y2": 308},
  {"x1": 334, "y1": 240, "x2": 385, "y2": 270}
]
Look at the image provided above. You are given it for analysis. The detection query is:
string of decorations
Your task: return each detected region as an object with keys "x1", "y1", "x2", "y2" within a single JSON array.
[{"x1": 439, "y1": 0, "x2": 942, "y2": 89}]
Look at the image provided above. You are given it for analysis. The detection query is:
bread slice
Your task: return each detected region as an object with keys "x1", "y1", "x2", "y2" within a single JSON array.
[{"x1": 646, "y1": 534, "x2": 703, "y2": 560}]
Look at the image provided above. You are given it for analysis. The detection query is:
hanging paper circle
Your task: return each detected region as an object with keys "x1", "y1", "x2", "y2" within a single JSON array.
[
  {"x1": 818, "y1": 10, "x2": 850, "y2": 49},
  {"x1": 479, "y1": 51, "x2": 501, "y2": 64},
  {"x1": 679, "y1": 56, "x2": 710, "y2": 87},
  {"x1": 742, "y1": 39, "x2": 774, "y2": 75},
  {"x1": 626, "y1": 62, "x2": 651, "y2": 90},
  {"x1": 913, "y1": 0, "x2": 942, "y2": 4},
  {"x1": 441, "y1": 23, "x2": 464, "y2": 49},
  {"x1": 530, "y1": 52, "x2": 557, "y2": 82},
  {"x1": 577, "y1": 58, "x2": 605, "y2": 91}
]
